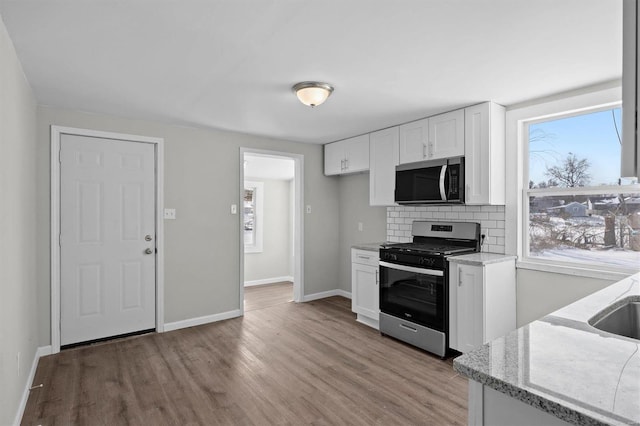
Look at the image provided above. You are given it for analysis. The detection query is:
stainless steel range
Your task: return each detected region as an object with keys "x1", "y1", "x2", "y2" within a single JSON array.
[{"x1": 379, "y1": 221, "x2": 481, "y2": 357}]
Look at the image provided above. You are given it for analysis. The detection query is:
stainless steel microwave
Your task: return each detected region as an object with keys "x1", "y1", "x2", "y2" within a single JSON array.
[{"x1": 395, "y1": 157, "x2": 464, "y2": 204}]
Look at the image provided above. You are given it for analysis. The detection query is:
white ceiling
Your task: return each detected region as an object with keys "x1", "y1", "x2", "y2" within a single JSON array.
[
  {"x1": 244, "y1": 154, "x2": 294, "y2": 181},
  {"x1": 0, "y1": 0, "x2": 622, "y2": 144}
]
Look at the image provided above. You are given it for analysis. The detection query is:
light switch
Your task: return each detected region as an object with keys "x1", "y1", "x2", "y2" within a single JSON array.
[
  {"x1": 231, "y1": 204, "x2": 237, "y2": 214},
  {"x1": 164, "y1": 208, "x2": 176, "y2": 220},
  {"x1": 306, "y1": 205, "x2": 311, "y2": 214}
]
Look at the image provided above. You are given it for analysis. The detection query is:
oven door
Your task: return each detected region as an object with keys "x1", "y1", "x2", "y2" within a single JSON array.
[{"x1": 379, "y1": 261, "x2": 446, "y2": 331}]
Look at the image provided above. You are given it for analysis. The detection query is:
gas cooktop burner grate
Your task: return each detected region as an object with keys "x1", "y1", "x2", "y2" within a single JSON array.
[{"x1": 382, "y1": 242, "x2": 475, "y2": 255}]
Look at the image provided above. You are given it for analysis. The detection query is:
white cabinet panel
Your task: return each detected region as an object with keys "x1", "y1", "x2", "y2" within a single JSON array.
[
  {"x1": 324, "y1": 142, "x2": 344, "y2": 175},
  {"x1": 429, "y1": 109, "x2": 464, "y2": 160},
  {"x1": 399, "y1": 118, "x2": 429, "y2": 164},
  {"x1": 449, "y1": 258, "x2": 516, "y2": 353},
  {"x1": 370, "y1": 127, "x2": 399, "y2": 206},
  {"x1": 351, "y1": 248, "x2": 379, "y2": 329},
  {"x1": 464, "y1": 102, "x2": 506, "y2": 205},
  {"x1": 324, "y1": 134, "x2": 370, "y2": 175}
]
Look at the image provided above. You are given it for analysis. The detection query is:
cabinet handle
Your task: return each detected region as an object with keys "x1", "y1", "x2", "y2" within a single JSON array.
[
  {"x1": 428, "y1": 142, "x2": 434, "y2": 157},
  {"x1": 459, "y1": 276, "x2": 463, "y2": 287},
  {"x1": 422, "y1": 143, "x2": 427, "y2": 158},
  {"x1": 345, "y1": 158, "x2": 349, "y2": 170},
  {"x1": 357, "y1": 255, "x2": 371, "y2": 260},
  {"x1": 376, "y1": 270, "x2": 379, "y2": 284}
]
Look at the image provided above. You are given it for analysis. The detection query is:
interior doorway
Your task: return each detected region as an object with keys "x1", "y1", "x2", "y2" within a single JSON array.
[{"x1": 239, "y1": 149, "x2": 304, "y2": 314}]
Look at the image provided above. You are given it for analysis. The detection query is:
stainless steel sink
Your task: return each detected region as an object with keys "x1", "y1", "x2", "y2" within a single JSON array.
[{"x1": 589, "y1": 299, "x2": 640, "y2": 340}]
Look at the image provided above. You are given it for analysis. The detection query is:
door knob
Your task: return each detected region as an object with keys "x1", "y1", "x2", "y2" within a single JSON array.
[
  {"x1": 145, "y1": 248, "x2": 154, "y2": 255},
  {"x1": 145, "y1": 234, "x2": 153, "y2": 241}
]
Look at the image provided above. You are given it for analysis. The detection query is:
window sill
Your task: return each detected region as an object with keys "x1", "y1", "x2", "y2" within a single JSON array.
[{"x1": 516, "y1": 259, "x2": 635, "y2": 281}]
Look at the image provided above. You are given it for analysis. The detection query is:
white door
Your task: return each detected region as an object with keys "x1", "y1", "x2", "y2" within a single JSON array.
[
  {"x1": 60, "y1": 134, "x2": 156, "y2": 346},
  {"x1": 369, "y1": 126, "x2": 399, "y2": 206},
  {"x1": 399, "y1": 118, "x2": 429, "y2": 164}
]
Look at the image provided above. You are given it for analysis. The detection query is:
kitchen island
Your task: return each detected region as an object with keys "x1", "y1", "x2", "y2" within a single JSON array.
[{"x1": 454, "y1": 272, "x2": 640, "y2": 426}]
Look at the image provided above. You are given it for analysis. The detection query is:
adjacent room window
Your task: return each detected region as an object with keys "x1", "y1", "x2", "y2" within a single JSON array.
[
  {"x1": 524, "y1": 105, "x2": 640, "y2": 272},
  {"x1": 244, "y1": 181, "x2": 263, "y2": 253}
]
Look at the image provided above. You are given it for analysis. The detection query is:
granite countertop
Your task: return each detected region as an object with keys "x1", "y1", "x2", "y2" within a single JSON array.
[
  {"x1": 351, "y1": 242, "x2": 385, "y2": 252},
  {"x1": 453, "y1": 272, "x2": 640, "y2": 426},
  {"x1": 447, "y1": 252, "x2": 517, "y2": 265}
]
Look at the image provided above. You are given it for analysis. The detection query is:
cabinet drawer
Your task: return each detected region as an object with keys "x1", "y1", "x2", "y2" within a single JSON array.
[{"x1": 351, "y1": 249, "x2": 379, "y2": 266}]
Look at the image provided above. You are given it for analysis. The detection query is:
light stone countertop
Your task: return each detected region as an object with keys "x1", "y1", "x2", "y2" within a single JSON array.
[
  {"x1": 453, "y1": 272, "x2": 640, "y2": 426},
  {"x1": 351, "y1": 242, "x2": 385, "y2": 252},
  {"x1": 447, "y1": 252, "x2": 517, "y2": 266}
]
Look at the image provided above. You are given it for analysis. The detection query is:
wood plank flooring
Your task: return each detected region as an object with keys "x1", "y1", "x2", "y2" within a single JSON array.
[
  {"x1": 22, "y1": 294, "x2": 468, "y2": 425},
  {"x1": 244, "y1": 282, "x2": 293, "y2": 312}
]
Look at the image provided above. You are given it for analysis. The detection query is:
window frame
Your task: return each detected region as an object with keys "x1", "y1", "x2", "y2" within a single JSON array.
[
  {"x1": 506, "y1": 84, "x2": 639, "y2": 280},
  {"x1": 244, "y1": 180, "x2": 264, "y2": 253}
]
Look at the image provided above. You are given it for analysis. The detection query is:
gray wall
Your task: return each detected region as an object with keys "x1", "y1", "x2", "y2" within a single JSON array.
[
  {"x1": 516, "y1": 269, "x2": 616, "y2": 326},
  {"x1": 36, "y1": 106, "x2": 340, "y2": 344},
  {"x1": 337, "y1": 173, "x2": 387, "y2": 292},
  {"x1": 0, "y1": 17, "x2": 39, "y2": 425},
  {"x1": 244, "y1": 179, "x2": 293, "y2": 283}
]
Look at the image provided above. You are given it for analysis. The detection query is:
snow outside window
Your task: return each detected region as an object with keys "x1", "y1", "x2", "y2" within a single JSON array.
[
  {"x1": 244, "y1": 181, "x2": 263, "y2": 253},
  {"x1": 524, "y1": 105, "x2": 640, "y2": 273}
]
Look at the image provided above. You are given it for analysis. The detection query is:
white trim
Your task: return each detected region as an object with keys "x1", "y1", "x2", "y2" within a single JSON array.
[
  {"x1": 239, "y1": 148, "x2": 305, "y2": 314},
  {"x1": 303, "y1": 289, "x2": 351, "y2": 302},
  {"x1": 356, "y1": 315, "x2": 379, "y2": 329},
  {"x1": 50, "y1": 126, "x2": 165, "y2": 354},
  {"x1": 244, "y1": 276, "x2": 294, "y2": 287},
  {"x1": 13, "y1": 346, "x2": 52, "y2": 426},
  {"x1": 163, "y1": 310, "x2": 241, "y2": 332}
]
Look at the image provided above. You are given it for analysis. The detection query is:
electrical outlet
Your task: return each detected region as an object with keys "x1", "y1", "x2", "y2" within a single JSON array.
[
  {"x1": 231, "y1": 204, "x2": 237, "y2": 215},
  {"x1": 306, "y1": 205, "x2": 311, "y2": 214},
  {"x1": 164, "y1": 208, "x2": 176, "y2": 220}
]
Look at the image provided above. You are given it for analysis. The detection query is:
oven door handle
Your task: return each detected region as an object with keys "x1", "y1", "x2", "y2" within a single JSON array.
[{"x1": 379, "y1": 261, "x2": 444, "y2": 276}]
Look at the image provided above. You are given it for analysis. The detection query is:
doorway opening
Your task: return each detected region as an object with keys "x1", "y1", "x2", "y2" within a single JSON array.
[{"x1": 239, "y1": 149, "x2": 303, "y2": 314}]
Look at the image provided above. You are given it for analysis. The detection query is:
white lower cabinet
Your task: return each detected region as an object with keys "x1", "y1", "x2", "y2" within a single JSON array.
[
  {"x1": 449, "y1": 257, "x2": 516, "y2": 353},
  {"x1": 351, "y1": 248, "x2": 379, "y2": 329}
]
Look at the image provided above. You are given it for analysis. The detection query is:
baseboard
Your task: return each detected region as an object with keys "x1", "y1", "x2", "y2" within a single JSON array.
[
  {"x1": 303, "y1": 289, "x2": 352, "y2": 302},
  {"x1": 14, "y1": 345, "x2": 52, "y2": 426},
  {"x1": 244, "y1": 276, "x2": 294, "y2": 287},
  {"x1": 164, "y1": 310, "x2": 242, "y2": 332}
]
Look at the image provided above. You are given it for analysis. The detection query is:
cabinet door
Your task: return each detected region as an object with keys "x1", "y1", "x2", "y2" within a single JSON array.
[
  {"x1": 399, "y1": 118, "x2": 429, "y2": 164},
  {"x1": 429, "y1": 109, "x2": 464, "y2": 160},
  {"x1": 464, "y1": 102, "x2": 506, "y2": 205},
  {"x1": 344, "y1": 134, "x2": 370, "y2": 173},
  {"x1": 456, "y1": 264, "x2": 484, "y2": 353},
  {"x1": 370, "y1": 127, "x2": 399, "y2": 206},
  {"x1": 324, "y1": 141, "x2": 344, "y2": 175},
  {"x1": 352, "y1": 263, "x2": 379, "y2": 320}
]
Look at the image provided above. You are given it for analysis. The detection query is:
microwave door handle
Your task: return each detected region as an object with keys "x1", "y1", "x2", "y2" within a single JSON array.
[
  {"x1": 439, "y1": 164, "x2": 447, "y2": 201},
  {"x1": 379, "y1": 261, "x2": 444, "y2": 276}
]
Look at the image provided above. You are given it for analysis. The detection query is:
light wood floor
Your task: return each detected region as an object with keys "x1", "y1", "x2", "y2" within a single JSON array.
[
  {"x1": 244, "y1": 281, "x2": 293, "y2": 312},
  {"x1": 22, "y1": 292, "x2": 468, "y2": 425}
]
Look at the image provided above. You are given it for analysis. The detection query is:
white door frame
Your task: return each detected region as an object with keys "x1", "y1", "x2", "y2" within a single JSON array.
[
  {"x1": 50, "y1": 125, "x2": 165, "y2": 353},
  {"x1": 239, "y1": 148, "x2": 304, "y2": 312}
]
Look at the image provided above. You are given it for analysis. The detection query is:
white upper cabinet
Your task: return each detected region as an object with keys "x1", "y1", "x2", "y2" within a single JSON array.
[
  {"x1": 399, "y1": 118, "x2": 429, "y2": 164},
  {"x1": 369, "y1": 127, "x2": 399, "y2": 206},
  {"x1": 399, "y1": 109, "x2": 464, "y2": 165},
  {"x1": 428, "y1": 109, "x2": 465, "y2": 160},
  {"x1": 324, "y1": 134, "x2": 370, "y2": 175},
  {"x1": 464, "y1": 102, "x2": 506, "y2": 205}
]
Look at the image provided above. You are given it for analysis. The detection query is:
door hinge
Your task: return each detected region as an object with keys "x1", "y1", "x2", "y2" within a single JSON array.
[
  {"x1": 58, "y1": 234, "x2": 62, "y2": 246},
  {"x1": 58, "y1": 149, "x2": 62, "y2": 163}
]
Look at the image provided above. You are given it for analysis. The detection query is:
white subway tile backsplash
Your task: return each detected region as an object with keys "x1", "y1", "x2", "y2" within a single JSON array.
[{"x1": 387, "y1": 204, "x2": 506, "y2": 254}]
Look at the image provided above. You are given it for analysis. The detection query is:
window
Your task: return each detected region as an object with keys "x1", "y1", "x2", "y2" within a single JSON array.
[
  {"x1": 524, "y1": 105, "x2": 640, "y2": 273},
  {"x1": 244, "y1": 181, "x2": 263, "y2": 253}
]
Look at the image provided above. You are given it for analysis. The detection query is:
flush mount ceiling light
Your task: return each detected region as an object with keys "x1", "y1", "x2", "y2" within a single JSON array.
[{"x1": 292, "y1": 81, "x2": 334, "y2": 107}]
